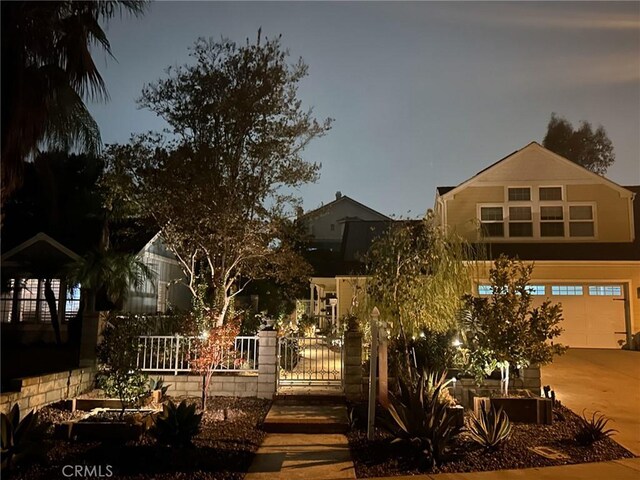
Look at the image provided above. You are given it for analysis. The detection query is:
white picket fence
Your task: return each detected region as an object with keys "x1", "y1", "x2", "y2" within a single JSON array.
[{"x1": 136, "y1": 335, "x2": 259, "y2": 374}]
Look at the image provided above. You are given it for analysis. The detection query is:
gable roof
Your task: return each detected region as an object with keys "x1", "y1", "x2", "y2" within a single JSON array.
[
  {"x1": 300, "y1": 195, "x2": 390, "y2": 221},
  {"x1": 437, "y1": 142, "x2": 634, "y2": 199},
  {"x1": 1, "y1": 232, "x2": 81, "y2": 277}
]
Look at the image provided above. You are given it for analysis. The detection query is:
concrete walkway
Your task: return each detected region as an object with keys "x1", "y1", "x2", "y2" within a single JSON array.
[
  {"x1": 246, "y1": 433, "x2": 356, "y2": 480},
  {"x1": 541, "y1": 348, "x2": 640, "y2": 455},
  {"x1": 368, "y1": 457, "x2": 640, "y2": 479}
]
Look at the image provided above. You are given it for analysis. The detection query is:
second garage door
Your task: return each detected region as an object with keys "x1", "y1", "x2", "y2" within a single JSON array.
[{"x1": 535, "y1": 283, "x2": 626, "y2": 349}]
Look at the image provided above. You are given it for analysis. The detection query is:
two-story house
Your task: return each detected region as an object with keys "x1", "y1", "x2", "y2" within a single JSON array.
[
  {"x1": 299, "y1": 192, "x2": 390, "y2": 326},
  {"x1": 435, "y1": 142, "x2": 639, "y2": 349}
]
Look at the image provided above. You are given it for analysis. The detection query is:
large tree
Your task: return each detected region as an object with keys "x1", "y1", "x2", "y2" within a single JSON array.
[
  {"x1": 542, "y1": 113, "x2": 615, "y2": 175},
  {"x1": 1, "y1": 1, "x2": 147, "y2": 205},
  {"x1": 110, "y1": 33, "x2": 332, "y2": 327}
]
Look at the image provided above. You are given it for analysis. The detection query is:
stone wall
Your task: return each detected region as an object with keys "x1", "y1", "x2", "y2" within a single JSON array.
[
  {"x1": 160, "y1": 372, "x2": 259, "y2": 398},
  {"x1": 0, "y1": 368, "x2": 96, "y2": 417}
]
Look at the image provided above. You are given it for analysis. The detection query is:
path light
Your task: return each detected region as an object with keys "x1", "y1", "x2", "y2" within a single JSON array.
[
  {"x1": 419, "y1": 331, "x2": 426, "y2": 338},
  {"x1": 200, "y1": 330, "x2": 209, "y2": 340},
  {"x1": 452, "y1": 337, "x2": 462, "y2": 347}
]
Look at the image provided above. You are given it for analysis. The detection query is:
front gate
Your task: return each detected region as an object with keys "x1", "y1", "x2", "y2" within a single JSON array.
[{"x1": 277, "y1": 335, "x2": 343, "y2": 388}]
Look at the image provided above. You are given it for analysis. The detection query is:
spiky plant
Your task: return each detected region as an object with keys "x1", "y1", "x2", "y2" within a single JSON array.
[
  {"x1": 385, "y1": 369, "x2": 461, "y2": 469},
  {"x1": 468, "y1": 402, "x2": 512, "y2": 450},
  {"x1": 150, "y1": 400, "x2": 202, "y2": 447},
  {"x1": 1, "y1": 405, "x2": 40, "y2": 471},
  {"x1": 575, "y1": 410, "x2": 617, "y2": 446}
]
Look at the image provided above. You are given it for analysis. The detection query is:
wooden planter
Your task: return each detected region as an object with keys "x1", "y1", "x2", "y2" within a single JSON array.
[
  {"x1": 72, "y1": 391, "x2": 162, "y2": 412},
  {"x1": 473, "y1": 396, "x2": 552, "y2": 425},
  {"x1": 447, "y1": 405, "x2": 465, "y2": 429},
  {"x1": 57, "y1": 419, "x2": 144, "y2": 442}
]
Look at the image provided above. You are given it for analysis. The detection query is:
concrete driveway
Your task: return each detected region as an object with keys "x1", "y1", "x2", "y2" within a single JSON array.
[{"x1": 541, "y1": 349, "x2": 640, "y2": 455}]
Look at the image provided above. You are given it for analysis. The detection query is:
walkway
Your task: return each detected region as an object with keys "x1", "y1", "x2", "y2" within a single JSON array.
[{"x1": 541, "y1": 348, "x2": 640, "y2": 455}]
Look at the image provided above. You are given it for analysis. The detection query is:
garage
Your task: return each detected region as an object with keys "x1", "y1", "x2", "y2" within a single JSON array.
[{"x1": 534, "y1": 283, "x2": 626, "y2": 349}]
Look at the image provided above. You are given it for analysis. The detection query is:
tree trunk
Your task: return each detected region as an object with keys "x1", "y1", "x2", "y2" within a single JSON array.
[
  {"x1": 500, "y1": 362, "x2": 510, "y2": 396},
  {"x1": 44, "y1": 278, "x2": 62, "y2": 345}
]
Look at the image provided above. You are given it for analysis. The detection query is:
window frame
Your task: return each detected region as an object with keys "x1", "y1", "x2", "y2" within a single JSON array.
[
  {"x1": 539, "y1": 204, "x2": 565, "y2": 238},
  {"x1": 568, "y1": 203, "x2": 596, "y2": 238},
  {"x1": 551, "y1": 285, "x2": 584, "y2": 296},
  {"x1": 478, "y1": 204, "x2": 505, "y2": 238},
  {"x1": 507, "y1": 205, "x2": 533, "y2": 237},
  {"x1": 507, "y1": 186, "x2": 532, "y2": 202},
  {"x1": 538, "y1": 186, "x2": 564, "y2": 202}
]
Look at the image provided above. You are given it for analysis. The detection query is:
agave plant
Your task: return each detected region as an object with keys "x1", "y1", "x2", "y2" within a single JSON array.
[
  {"x1": 468, "y1": 402, "x2": 512, "y2": 450},
  {"x1": 149, "y1": 377, "x2": 171, "y2": 397},
  {"x1": 385, "y1": 369, "x2": 461, "y2": 469},
  {"x1": 575, "y1": 410, "x2": 617, "y2": 446},
  {"x1": 150, "y1": 400, "x2": 202, "y2": 447},
  {"x1": 1, "y1": 405, "x2": 40, "y2": 471}
]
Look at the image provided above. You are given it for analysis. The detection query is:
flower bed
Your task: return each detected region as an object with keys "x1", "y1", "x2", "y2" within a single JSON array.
[
  {"x1": 9, "y1": 396, "x2": 271, "y2": 480},
  {"x1": 348, "y1": 404, "x2": 634, "y2": 477}
]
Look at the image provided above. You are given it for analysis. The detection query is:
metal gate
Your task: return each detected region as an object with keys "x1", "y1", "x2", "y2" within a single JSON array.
[{"x1": 277, "y1": 335, "x2": 344, "y2": 387}]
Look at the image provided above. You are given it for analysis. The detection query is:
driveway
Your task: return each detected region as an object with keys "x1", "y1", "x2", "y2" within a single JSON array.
[{"x1": 541, "y1": 349, "x2": 640, "y2": 455}]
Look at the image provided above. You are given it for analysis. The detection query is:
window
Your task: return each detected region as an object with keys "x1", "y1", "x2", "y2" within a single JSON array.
[
  {"x1": 539, "y1": 187, "x2": 562, "y2": 201},
  {"x1": 478, "y1": 285, "x2": 494, "y2": 295},
  {"x1": 508, "y1": 187, "x2": 531, "y2": 201},
  {"x1": 19, "y1": 279, "x2": 40, "y2": 322},
  {"x1": 157, "y1": 281, "x2": 168, "y2": 313},
  {"x1": 569, "y1": 205, "x2": 594, "y2": 237},
  {"x1": 330, "y1": 223, "x2": 335, "y2": 232},
  {"x1": 540, "y1": 206, "x2": 564, "y2": 237},
  {"x1": 525, "y1": 285, "x2": 546, "y2": 295},
  {"x1": 65, "y1": 285, "x2": 81, "y2": 320},
  {"x1": 551, "y1": 285, "x2": 583, "y2": 296},
  {"x1": 480, "y1": 207, "x2": 504, "y2": 237},
  {"x1": 508, "y1": 206, "x2": 533, "y2": 237},
  {"x1": 1, "y1": 280, "x2": 15, "y2": 322},
  {"x1": 589, "y1": 286, "x2": 622, "y2": 296}
]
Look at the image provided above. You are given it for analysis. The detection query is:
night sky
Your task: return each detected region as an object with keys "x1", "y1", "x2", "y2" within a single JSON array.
[{"x1": 89, "y1": 1, "x2": 640, "y2": 218}]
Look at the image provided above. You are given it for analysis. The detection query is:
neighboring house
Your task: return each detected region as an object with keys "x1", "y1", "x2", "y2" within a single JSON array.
[
  {"x1": 300, "y1": 191, "x2": 390, "y2": 251},
  {"x1": 116, "y1": 231, "x2": 191, "y2": 314},
  {"x1": 304, "y1": 142, "x2": 639, "y2": 350},
  {"x1": 299, "y1": 193, "x2": 390, "y2": 326},
  {"x1": 1, "y1": 233, "x2": 82, "y2": 344},
  {"x1": 435, "y1": 142, "x2": 639, "y2": 349}
]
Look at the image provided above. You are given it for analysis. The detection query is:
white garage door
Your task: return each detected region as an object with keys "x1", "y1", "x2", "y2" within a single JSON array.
[{"x1": 538, "y1": 284, "x2": 626, "y2": 349}]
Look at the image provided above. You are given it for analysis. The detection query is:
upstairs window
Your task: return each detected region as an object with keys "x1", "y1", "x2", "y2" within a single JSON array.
[
  {"x1": 539, "y1": 187, "x2": 562, "y2": 201},
  {"x1": 589, "y1": 285, "x2": 622, "y2": 296},
  {"x1": 540, "y1": 206, "x2": 565, "y2": 237},
  {"x1": 551, "y1": 285, "x2": 583, "y2": 296},
  {"x1": 480, "y1": 206, "x2": 504, "y2": 237},
  {"x1": 569, "y1": 205, "x2": 594, "y2": 237},
  {"x1": 525, "y1": 285, "x2": 546, "y2": 295},
  {"x1": 508, "y1": 206, "x2": 533, "y2": 237},
  {"x1": 508, "y1": 187, "x2": 531, "y2": 201},
  {"x1": 65, "y1": 285, "x2": 81, "y2": 320},
  {"x1": 1, "y1": 280, "x2": 15, "y2": 322}
]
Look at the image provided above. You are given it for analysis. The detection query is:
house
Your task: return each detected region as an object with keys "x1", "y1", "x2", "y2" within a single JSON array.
[
  {"x1": 435, "y1": 142, "x2": 639, "y2": 349},
  {"x1": 305, "y1": 142, "x2": 639, "y2": 349},
  {"x1": 300, "y1": 191, "x2": 390, "y2": 252},
  {"x1": 112, "y1": 230, "x2": 191, "y2": 314},
  {"x1": 299, "y1": 193, "x2": 390, "y2": 326}
]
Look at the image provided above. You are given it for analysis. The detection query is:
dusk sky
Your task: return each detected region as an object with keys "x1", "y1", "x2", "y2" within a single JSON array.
[{"x1": 89, "y1": 1, "x2": 640, "y2": 218}]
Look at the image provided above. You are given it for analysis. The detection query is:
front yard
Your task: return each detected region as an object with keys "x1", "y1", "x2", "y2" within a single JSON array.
[
  {"x1": 348, "y1": 403, "x2": 634, "y2": 478},
  {"x1": 10, "y1": 396, "x2": 270, "y2": 480}
]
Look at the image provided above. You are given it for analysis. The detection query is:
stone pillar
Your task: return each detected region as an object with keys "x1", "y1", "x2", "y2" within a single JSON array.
[
  {"x1": 257, "y1": 330, "x2": 278, "y2": 399},
  {"x1": 344, "y1": 330, "x2": 363, "y2": 401}
]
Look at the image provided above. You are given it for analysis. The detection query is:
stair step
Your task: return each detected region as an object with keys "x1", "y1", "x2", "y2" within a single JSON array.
[{"x1": 262, "y1": 402, "x2": 349, "y2": 434}]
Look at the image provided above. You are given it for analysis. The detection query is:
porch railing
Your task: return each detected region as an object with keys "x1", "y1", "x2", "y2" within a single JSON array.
[{"x1": 136, "y1": 335, "x2": 259, "y2": 374}]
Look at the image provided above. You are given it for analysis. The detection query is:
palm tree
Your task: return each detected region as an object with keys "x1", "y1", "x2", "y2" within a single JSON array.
[
  {"x1": 1, "y1": 1, "x2": 147, "y2": 205},
  {"x1": 65, "y1": 249, "x2": 154, "y2": 347}
]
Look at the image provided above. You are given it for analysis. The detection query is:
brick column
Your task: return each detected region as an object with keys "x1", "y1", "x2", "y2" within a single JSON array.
[
  {"x1": 257, "y1": 330, "x2": 278, "y2": 399},
  {"x1": 344, "y1": 330, "x2": 363, "y2": 401}
]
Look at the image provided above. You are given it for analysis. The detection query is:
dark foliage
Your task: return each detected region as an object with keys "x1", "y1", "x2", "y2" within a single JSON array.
[
  {"x1": 150, "y1": 400, "x2": 203, "y2": 447},
  {"x1": 575, "y1": 411, "x2": 617, "y2": 446}
]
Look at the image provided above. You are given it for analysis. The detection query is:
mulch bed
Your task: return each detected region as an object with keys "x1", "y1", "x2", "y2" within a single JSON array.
[
  {"x1": 10, "y1": 396, "x2": 271, "y2": 480},
  {"x1": 348, "y1": 404, "x2": 635, "y2": 478}
]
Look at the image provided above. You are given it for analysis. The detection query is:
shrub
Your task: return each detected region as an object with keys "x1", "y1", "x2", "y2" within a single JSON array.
[
  {"x1": 468, "y1": 402, "x2": 512, "y2": 450},
  {"x1": 0, "y1": 404, "x2": 41, "y2": 471},
  {"x1": 150, "y1": 400, "x2": 202, "y2": 447},
  {"x1": 575, "y1": 411, "x2": 617, "y2": 446},
  {"x1": 149, "y1": 377, "x2": 171, "y2": 397},
  {"x1": 385, "y1": 368, "x2": 461, "y2": 469},
  {"x1": 97, "y1": 371, "x2": 149, "y2": 415}
]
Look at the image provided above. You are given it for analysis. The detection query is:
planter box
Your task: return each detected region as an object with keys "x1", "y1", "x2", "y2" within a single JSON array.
[
  {"x1": 72, "y1": 393, "x2": 159, "y2": 412},
  {"x1": 473, "y1": 396, "x2": 552, "y2": 425},
  {"x1": 57, "y1": 419, "x2": 144, "y2": 441},
  {"x1": 447, "y1": 405, "x2": 464, "y2": 429}
]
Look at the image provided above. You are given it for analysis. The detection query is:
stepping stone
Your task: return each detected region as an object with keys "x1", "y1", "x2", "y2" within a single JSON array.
[{"x1": 263, "y1": 402, "x2": 349, "y2": 434}]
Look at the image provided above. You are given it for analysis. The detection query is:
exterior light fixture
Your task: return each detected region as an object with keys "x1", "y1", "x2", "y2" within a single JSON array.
[{"x1": 452, "y1": 338, "x2": 462, "y2": 347}]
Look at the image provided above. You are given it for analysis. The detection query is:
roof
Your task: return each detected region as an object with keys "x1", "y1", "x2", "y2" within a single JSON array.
[
  {"x1": 300, "y1": 195, "x2": 390, "y2": 221},
  {"x1": 1, "y1": 232, "x2": 81, "y2": 277},
  {"x1": 437, "y1": 142, "x2": 635, "y2": 200}
]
